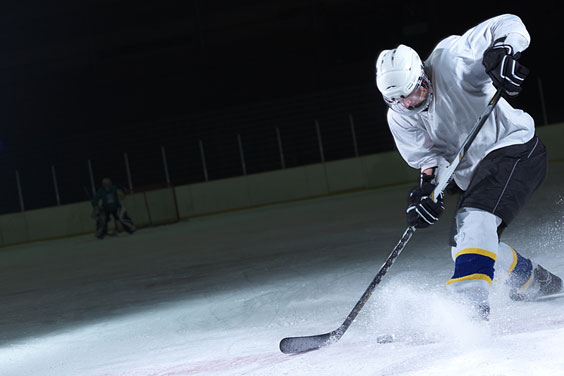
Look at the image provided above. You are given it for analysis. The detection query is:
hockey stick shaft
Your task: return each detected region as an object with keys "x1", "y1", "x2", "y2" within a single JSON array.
[
  {"x1": 279, "y1": 88, "x2": 503, "y2": 354},
  {"x1": 432, "y1": 88, "x2": 503, "y2": 199}
]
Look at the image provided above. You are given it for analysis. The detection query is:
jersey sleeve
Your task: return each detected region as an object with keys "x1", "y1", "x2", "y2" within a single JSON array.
[
  {"x1": 387, "y1": 111, "x2": 441, "y2": 172},
  {"x1": 462, "y1": 14, "x2": 530, "y2": 58}
]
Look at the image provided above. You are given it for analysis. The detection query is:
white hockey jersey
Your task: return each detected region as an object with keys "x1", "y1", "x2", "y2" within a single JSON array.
[{"x1": 387, "y1": 14, "x2": 535, "y2": 190}]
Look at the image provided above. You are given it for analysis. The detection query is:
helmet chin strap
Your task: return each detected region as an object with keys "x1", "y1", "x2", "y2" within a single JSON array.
[
  {"x1": 416, "y1": 84, "x2": 432, "y2": 112},
  {"x1": 419, "y1": 65, "x2": 433, "y2": 112}
]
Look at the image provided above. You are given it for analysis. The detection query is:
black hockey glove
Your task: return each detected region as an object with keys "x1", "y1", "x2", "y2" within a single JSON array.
[
  {"x1": 406, "y1": 171, "x2": 445, "y2": 229},
  {"x1": 482, "y1": 43, "x2": 529, "y2": 97}
]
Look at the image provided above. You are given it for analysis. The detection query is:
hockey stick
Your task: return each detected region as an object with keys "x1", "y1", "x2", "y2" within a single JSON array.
[{"x1": 279, "y1": 88, "x2": 503, "y2": 354}]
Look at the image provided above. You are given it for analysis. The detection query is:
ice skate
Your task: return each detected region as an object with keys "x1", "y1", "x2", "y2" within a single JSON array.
[{"x1": 510, "y1": 265, "x2": 563, "y2": 301}]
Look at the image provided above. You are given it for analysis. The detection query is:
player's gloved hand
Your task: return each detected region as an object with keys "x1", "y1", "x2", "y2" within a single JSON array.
[
  {"x1": 406, "y1": 171, "x2": 445, "y2": 229},
  {"x1": 482, "y1": 43, "x2": 529, "y2": 97}
]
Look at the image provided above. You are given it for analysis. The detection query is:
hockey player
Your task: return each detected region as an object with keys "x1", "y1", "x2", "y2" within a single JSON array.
[
  {"x1": 375, "y1": 14, "x2": 562, "y2": 319},
  {"x1": 91, "y1": 177, "x2": 136, "y2": 239}
]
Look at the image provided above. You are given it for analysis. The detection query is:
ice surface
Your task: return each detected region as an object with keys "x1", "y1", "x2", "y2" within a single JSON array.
[{"x1": 1, "y1": 162, "x2": 564, "y2": 376}]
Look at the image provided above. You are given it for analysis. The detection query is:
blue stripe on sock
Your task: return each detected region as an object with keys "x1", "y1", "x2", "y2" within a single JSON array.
[
  {"x1": 508, "y1": 251, "x2": 533, "y2": 289},
  {"x1": 451, "y1": 253, "x2": 495, "y2": 281}
]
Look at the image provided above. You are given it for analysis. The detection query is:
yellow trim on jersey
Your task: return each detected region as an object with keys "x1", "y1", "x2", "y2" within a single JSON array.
[
  {"x1": 446, "y1": 273, "x2": 493, "y2": 286},
  {"x1": 455, "y1": 248, "x2": 497, "y2": 261},
  {"x1": 507, "y1": 246, "x2": 518, "y2": 274}
]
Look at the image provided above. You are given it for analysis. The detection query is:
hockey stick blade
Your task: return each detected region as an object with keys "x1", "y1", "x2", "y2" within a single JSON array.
[{"x1": 279, "y1": 331, "x2": 337, "y2": 354}]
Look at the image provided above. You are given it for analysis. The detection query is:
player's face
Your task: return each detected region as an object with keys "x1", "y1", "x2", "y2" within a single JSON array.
[
  {"x1": 382, "y1": 72, "x2": 432, "y2": 115},
  {"x1": 399, "y1": 85, "x2": 429, "y2": 110}
]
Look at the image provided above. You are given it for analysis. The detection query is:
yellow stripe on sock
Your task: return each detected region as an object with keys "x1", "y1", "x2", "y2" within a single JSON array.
[
  {"x1": 455, "y1": 248, "x2": 497, "y2": 261},
  {"x1": 507, "y1": 246, "x2": 518, "y2": 274},
  {"x1": 446, "y1": 273, "x2": 493, "y2": 286},
  {"x1": 520, "y1": 271, "x2": 534, "y2": 291}
]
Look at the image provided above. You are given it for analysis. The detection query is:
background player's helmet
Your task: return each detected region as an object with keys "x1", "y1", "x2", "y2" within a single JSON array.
[
  {"x1": 376, "y1": 44, "x2": 432, "y2": 115},
  {"x1": 102, "y1": 177, "x2": 112, "y2": 190}
]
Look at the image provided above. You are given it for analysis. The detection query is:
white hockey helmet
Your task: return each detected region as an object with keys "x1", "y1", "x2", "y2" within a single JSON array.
[{"x1": 375, "y1": 44, "x2": 432, "y2": 115}]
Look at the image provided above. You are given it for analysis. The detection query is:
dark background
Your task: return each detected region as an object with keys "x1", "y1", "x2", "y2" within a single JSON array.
[{"x1": 0, "y1": 1, "x2": 561, "y2": 213}]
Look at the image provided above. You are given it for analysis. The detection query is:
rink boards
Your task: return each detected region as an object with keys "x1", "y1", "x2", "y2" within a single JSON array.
[{"x1": 1, "y1": 122, "x2": 563, "y2": 247}]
